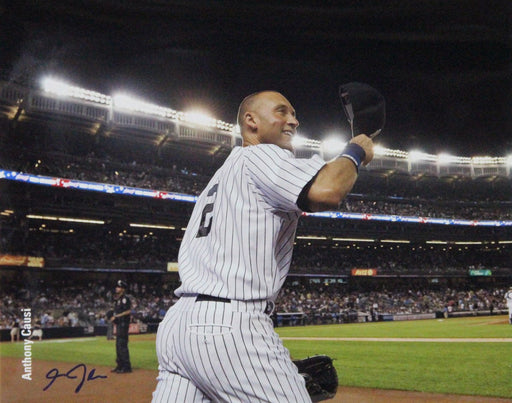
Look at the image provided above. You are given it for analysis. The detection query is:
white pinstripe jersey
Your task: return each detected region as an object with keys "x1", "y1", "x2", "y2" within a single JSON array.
[{"x1": 175, "y1": 144, "x2": 326, "y2": 301}]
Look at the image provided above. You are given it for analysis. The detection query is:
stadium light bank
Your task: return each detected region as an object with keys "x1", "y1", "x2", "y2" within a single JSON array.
[{"x1": 38, "y1": 76, "x2": 511, "y2": 174}]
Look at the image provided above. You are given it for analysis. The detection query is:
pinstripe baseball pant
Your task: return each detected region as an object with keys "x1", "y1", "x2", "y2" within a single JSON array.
[{"x1": 152, "y1": 295, "x2": 311, "y2": 402}]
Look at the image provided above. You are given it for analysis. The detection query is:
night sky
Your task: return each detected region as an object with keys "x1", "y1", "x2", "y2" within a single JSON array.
[{"x1": 1, "y1": 1, "x2": 511, "y2": 156}]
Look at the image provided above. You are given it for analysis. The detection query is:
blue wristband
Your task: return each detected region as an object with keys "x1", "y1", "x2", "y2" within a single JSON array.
[{"x1": 338, "y1": 143, "x2": 366, "y2": 170}]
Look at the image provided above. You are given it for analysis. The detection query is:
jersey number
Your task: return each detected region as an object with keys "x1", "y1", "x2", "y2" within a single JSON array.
[{"x1": 196, "y1": 184, "x2": 218, "y2": 238}]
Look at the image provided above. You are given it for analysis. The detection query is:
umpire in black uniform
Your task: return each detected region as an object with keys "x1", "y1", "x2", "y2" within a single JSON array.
[{"x1": 110, "y1": 280, "x2": 132, "y2": 373}]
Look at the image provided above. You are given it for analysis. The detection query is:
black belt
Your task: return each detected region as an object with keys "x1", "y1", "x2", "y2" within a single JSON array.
[
  {"x1": 195, "y1": 294, "x2": 275, "y2": 315},
  {"x1": 196, "y1": 294, "x2": 231, "y2": 303}
]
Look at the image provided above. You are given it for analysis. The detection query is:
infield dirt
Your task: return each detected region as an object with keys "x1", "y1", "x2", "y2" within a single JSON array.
[{"x1": 2, "y1": 357, "x2": 511, "y2": 403}]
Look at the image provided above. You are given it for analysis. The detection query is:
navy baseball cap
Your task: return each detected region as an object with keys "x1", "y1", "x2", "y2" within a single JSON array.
[{"x1": 339, "y1": 82, "x2": 386, "y2": 137}]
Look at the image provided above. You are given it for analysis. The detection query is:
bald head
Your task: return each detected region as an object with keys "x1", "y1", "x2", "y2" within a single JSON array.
[
  {"x1": 236, "y1": 91, "x2": 299, "y2": 152},
  {"x1": 237, "y1": 91, "x2": 265, "y2": 127}
]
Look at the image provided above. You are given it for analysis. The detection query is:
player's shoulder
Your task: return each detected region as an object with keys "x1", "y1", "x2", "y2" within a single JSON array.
[{"x1": 243, "y1": 144, "x2": 294, "y2": 160}]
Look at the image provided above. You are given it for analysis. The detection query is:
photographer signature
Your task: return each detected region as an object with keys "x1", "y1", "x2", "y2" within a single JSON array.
[{"x1": 43, "y1": 363, "x2": 107, "y2": 393}]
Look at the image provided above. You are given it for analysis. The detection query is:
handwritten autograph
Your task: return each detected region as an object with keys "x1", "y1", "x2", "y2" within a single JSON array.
[{"x1": 44, "y1": 363, "x2": 107, "y2": 393}]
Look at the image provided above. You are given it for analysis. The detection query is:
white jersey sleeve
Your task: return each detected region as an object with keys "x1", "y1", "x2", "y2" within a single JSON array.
[{"x1": 244, "y1": 144, "x2": 326, "y2": 212}]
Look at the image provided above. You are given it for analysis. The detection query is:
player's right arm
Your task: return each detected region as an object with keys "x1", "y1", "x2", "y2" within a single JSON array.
[{"x1": 305, "y1": 134, "x2": 374, "y2": 212}]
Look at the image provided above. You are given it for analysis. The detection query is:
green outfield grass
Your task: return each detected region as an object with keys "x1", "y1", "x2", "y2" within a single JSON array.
[
  {"x1": 276, "y1": 315, "x2": 512, "y2": 339},
  {"x1": 2, "y1": 315, "x2": 511, "y2": 398}
]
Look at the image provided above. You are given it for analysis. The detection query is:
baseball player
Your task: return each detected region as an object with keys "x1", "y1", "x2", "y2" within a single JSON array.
[
  {"x1": 111, "y1": 280, "x2": 133, "y2": 373},
  {"x1": 152, "y1": 91, "x2": 374, "y2": 402},
  {"x1": 505, "y1": 286, "x2": 512, "y2": 324}
]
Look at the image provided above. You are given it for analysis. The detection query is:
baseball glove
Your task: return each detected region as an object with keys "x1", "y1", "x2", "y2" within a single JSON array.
[{"x1": 293, "y1": 355, "x2": 338, "y2": 402}]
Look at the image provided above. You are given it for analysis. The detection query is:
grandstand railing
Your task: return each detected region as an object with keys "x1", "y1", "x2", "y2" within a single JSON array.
[{"x1": 3, "y1": 169, "x2": 512, "y2": 228}]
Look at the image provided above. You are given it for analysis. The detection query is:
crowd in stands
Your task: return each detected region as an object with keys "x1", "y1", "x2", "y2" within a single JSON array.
[
  {"x1": 291, "y1": 242, "x2": 511, "y2": 275},
  {"x1": 2, "y1": 221, "x2": 511, "y2": 275},
  {"x1": 2, "y1": 121, "x2": 512, "y2": 334},
  {"x1": 1, "y1": 275, "x2": 510, "y2": 332},
  {"x1": 340, "y1": 197, "x2": 512, "y2": 221},
  {"x1": 274, "y1": 281, "x2": 509, "y2": 325},
  {"x1": 0, "y1": 276, "x2": 179, "y2": 332},
  {"x1": 2, "y1": 145, "x2": 211, "y2": 196},
  {"x1": 11, "y1": 229, "x2": 182, "y2": 272},
  {"x1": 3, "y1": 88, "x2": 512, "y2": 344},
  {"x1": 2, "y1": 143, "x2": 512, "y2": 220}
]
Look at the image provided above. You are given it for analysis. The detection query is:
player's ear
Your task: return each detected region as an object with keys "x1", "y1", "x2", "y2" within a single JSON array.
[{"x1": 244, "y1": 111, "x2": 258, "y2": 131}]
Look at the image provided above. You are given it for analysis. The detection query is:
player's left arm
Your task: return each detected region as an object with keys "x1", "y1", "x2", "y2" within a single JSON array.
[{"x1": 305, "y1": 134, "x2": 374, "y2": 212}]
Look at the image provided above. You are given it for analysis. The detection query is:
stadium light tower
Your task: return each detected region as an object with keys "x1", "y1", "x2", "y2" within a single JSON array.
[
  {"x1": 408, "y1": 150, "x2": 437, "y2": 162},
  {"x1": 112, "y1": 93, "x2": 174, "y2": 118},
  {"x1": 408, "y1": 150, "x2": 424, "y2": 162},
  {"x1": 291, "y1": 134, "x2": 308, "y2": 148},
  {"x1": 321, "y1": 136, "x2": 347, "y2": 155},
  {"x1": 373, "y1": 145, "x2": 386, "y2": 156},
  {"x1": 41, "y1": 76, "x2": 111, "y2": 104},
  {"x1": 181, "y1": 110, "x2": 217, "y2": 127},
  {"x1": 41, "y1": 76, "x2": 72, "y2": 96},
  {"x1": 437, "y1": 153, "x2": 454, "y2": 165}
]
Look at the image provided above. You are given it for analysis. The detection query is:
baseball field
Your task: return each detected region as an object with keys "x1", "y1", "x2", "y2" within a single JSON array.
[{"x1": 2, "y1": 315, "x2": 512, "y2": 402}]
